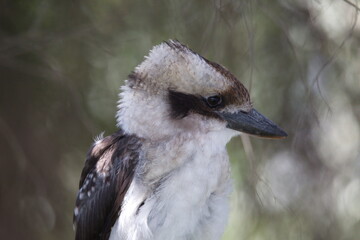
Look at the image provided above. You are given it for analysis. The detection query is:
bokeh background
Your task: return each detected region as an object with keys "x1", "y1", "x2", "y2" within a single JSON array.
[{"x1": 1, "y1": 0, "x2": 360, "y2": 239}]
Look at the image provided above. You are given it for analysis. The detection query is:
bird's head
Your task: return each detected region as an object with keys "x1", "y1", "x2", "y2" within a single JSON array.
[{"x1": 117, "y1": 40, "x2": 287, "y2": 141}]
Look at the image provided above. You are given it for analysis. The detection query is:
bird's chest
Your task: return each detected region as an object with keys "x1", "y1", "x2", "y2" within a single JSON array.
[
  {"x1": 111, "y1": 137, "x2": 232, "y2": 240},
  {"x1": 146, "y1": 149, "x2": 231, "y2": 240}
]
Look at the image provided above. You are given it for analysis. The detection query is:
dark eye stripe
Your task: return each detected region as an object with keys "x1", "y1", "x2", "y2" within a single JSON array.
[{"x1": 168, "y1": 90, "x2": 222, "y2": 119}]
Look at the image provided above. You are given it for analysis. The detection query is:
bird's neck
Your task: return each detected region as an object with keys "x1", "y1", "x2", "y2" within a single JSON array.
[{"x1": 138, "y1": 128, "x2": 237, "y2": 186}]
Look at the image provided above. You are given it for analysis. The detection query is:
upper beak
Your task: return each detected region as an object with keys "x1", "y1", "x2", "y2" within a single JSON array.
[{"x1": 218, "y1": 109, "x2": 288, "y2": 139}]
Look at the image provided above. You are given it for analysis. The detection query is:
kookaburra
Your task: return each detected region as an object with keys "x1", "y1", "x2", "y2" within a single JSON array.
[{"x1": 74, "y1": 40, "x2": 287, "y2": 240}]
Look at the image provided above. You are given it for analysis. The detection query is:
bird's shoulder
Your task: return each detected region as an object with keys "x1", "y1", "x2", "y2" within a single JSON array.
[{"x1": 74, "y1": 129, "x2": 142, "y2": 240}]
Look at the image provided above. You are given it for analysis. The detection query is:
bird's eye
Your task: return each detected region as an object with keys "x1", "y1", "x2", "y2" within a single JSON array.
[{"x1": 206, "y1": 95, "x2": 222, "y2": 108}]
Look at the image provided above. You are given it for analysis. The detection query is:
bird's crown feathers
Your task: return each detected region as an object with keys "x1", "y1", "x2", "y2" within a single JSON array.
[{"x1": 126, "y1": 40, "x2": 251, "y2": 110}]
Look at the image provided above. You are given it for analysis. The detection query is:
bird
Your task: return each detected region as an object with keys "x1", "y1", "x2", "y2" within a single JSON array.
[{"x1": 73, "y1": 40, "x2": 287, "y2": 240}]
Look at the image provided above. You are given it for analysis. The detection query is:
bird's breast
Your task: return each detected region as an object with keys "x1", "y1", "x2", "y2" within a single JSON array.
[{"x1": 111, "y1": 133, "x2": 233, "y2": 240}]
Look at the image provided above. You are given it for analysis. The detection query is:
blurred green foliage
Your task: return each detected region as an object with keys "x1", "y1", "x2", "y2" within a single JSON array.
[{"x1": 1, "y1": 0, "x2": 359, "y2": 239}]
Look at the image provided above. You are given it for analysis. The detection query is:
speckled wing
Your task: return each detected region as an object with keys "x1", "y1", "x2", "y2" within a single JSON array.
[{"x1": 74, "y1": 130, "x2": 141, "y2": 240}]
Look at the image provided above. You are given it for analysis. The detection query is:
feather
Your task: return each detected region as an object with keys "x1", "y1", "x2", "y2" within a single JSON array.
[{"x1": 74, "y1": 130, "x2": 141, "y2": 240}]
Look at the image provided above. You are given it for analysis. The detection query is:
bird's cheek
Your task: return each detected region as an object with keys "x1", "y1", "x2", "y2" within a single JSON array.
[{"x1": 204, "y1": 117, "x2": 230, "y2": 132}]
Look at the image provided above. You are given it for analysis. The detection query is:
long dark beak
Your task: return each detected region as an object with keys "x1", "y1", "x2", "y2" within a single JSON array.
[{"x1": 218, "y1": 109, "x2": 287, "y2": 139}]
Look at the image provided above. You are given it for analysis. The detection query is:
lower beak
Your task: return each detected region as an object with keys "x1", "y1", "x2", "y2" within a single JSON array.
[{"x1": 218, "y1": 109, "x2": 288, "y2": 139}]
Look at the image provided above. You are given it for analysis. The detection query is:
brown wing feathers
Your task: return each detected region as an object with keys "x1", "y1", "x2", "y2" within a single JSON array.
[{"x1": 74, "y1": 130, "x2": 141, "y2": 240}]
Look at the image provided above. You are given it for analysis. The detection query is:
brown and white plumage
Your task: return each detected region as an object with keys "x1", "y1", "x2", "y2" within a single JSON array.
[
  {"x1": 74, "y1": 40, "x2": 287, "y2": 240},
  {"x1": 74, "y1": 130, "x2": 141, "y2": 240}
]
